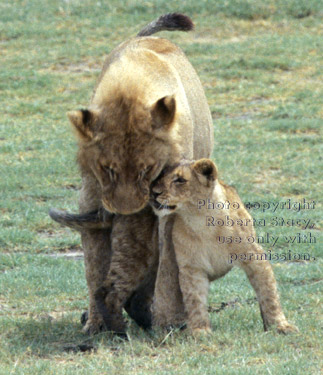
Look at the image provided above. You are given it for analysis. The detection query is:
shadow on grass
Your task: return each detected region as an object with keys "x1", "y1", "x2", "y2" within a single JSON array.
[{"x1": 1, "y1": 315, "x2": 130, "y2": 357}]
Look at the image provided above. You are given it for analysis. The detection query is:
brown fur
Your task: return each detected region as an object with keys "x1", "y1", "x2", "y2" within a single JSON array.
[
  {"x1": 49, "y1": 207, "x2": 113, "y2": 231},
  {"x1": 59, "y1": 14, "x2": 214, "y2": 333},
  {"x1": 50, "y1": 205, "x2": 159, "y2": 333},
  {"x1": 94, "y1": 206, "x2": 159, "y2": 335},
  {"x1": 151, "y1": 159, "x2": 299, "y2": 335},
  {"x1": 137, "y1": 13, "x2": 194, "y2": 37}
]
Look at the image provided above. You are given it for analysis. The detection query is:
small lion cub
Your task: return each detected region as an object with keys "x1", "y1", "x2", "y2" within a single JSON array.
[{"x1": 151, "y1": 159, "x2": 298, "y2": 336}]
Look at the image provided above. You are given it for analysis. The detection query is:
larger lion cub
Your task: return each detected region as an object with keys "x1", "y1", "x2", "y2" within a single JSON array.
[{"x1": 151, "y1": 159, "x2": 298, "y2": 335}]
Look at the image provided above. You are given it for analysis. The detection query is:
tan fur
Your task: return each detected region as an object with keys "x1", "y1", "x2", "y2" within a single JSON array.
[
  {"x1": 151, "y1": 159, "x2": 298, "y2": 335},
  {"x1": 72, "y1": 38, "x2": 213, "y2": 215},
  {"x1": 66, "y1": 16, "x2": 214, "y2": 333}
]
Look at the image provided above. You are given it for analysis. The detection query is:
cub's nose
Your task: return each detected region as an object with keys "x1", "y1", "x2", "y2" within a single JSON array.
[{"x1": 151, "y1": 191, "x2": 161, "y2": 200}]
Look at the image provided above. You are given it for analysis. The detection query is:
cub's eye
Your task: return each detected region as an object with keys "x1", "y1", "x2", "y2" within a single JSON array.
[
  {"x1": 173, "y1": 176, "x2": 187, "y2": 184},
  {"x1": 101, "y1": 165, "x2": 116, "y2": 181}
]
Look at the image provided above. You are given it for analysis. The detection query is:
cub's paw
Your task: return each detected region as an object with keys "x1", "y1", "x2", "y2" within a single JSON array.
[
  {"x1": 192, "y1": 327, "x2": 212, "y2": 337},
  {"x1": 80, "y1": 310, "x2": 89, "y2": 326},
  {"x1": 82, "y1": 318, "x2": 105, "y2": 335},
  {"x1": 276, "y1": 322, "x2": 299, "y2": 335},
  {"x1": 124, "y1": 292, "x2": 153, "y2": 330}
]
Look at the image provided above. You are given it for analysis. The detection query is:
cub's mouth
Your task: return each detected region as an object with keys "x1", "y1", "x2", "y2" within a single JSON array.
[{"x1": 150, "y1": 199, "x2": 177, "y2": 211}]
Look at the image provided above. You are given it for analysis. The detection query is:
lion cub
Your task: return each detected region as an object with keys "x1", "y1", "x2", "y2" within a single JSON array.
[{"x1": 151, "y1": 159, "x2": 298, "y2": 335}]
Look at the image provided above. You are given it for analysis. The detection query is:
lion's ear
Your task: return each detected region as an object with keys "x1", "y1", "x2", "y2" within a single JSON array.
[
  {"x1": 67, "y1": 109, "x2": 96, "y2": 141},
  {"x1": 151, "y1": 95, "x2": 176, "y2": 130},
  {"x1": 193, "y1": 159, "x2": 217, "y2": 186}
]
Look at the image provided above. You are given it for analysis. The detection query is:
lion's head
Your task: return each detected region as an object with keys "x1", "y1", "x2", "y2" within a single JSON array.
[
  {"x1": 68, "y1": 94, "x2": 181, "y2": 214},
  {"x1": 150, "y1": 159, "x2": 217, "y2": 217}
]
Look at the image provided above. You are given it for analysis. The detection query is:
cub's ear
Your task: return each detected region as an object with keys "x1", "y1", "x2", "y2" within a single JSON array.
[
  {"x1": 151, "y1": 95, "x2": 176, "y2": 130},
  {"x1": 193, "y1": 159, "x2": 217, "y2": 186},
  {"x1": 67, "y1": 109, "x2": 97, "y2": 141}
]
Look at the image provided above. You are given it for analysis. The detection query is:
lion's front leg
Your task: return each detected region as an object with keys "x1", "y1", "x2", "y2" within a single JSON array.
[
  {"x1": 79, "y1": 174, "x2": 112, "y2": 335},
  {"x1": 81, "y1": 229, "x2": 111, "y2": 334},
  {"x1": 152, "y1": 215, "x2": 186, "y2": 328}
]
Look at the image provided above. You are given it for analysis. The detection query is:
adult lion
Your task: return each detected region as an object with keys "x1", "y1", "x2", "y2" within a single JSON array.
[{"x1": 50, "y1": 13, "x2": 214, "y2": 333}]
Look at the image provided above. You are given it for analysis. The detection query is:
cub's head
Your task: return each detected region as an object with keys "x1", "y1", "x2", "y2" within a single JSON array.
[
  {"x1": 150, "y1": 158, "x2": 217, "y2": 217},
  {"x1": 68, "y1": 94, "x2": 180, "y2": 215}
]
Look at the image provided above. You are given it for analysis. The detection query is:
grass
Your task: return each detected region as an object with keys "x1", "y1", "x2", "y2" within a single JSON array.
[{"x1": 0, "y1": 0, "x2": 322, "y2": 374}]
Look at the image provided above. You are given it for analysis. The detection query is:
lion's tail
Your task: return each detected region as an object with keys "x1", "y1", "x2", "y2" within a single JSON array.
[
  {"x1": 137, "y1": 13, "x2": 194, "y2": 37},
  {"x1": 49, "y1": 208, "x2": 113, "y2": 231}
]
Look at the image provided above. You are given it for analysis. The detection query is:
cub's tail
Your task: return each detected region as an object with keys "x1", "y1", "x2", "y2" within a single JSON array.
[
  {"x1": 137, "y1": 13, "x2": 194, "y2": 37},
  {"x1": 49, "y1": 208, "x2": 113, "y2": 231}
]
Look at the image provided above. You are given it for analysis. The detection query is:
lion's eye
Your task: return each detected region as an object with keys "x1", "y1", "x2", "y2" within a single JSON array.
[
  {"x1": 173, "y1": 176, "x2": 187, "y2": 184},
  {"x1": 139, "y1": 165, "x2": 153, "y2": 180},
  {"x1": 102, "y1": 165, "x2": 116, "y2": 181}
]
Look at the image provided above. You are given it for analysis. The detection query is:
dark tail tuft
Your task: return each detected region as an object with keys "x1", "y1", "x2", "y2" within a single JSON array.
[
  {"x1": 137, "y1": 13, "x2": 194, "y2": 37},
  {"x1": 49, "y1": 208, "x2": 114, "y2": 231}
]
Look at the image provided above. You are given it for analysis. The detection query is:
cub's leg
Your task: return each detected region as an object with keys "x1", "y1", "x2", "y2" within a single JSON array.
[
  {"x1": 95, "y1": 261, "x2": 158, "y2": 336},
  {"x1": 152, "y1": 215, "x2": 186, "y2": 328},
  {"x1": 124, "y1": 268, "x2": 157, "y2": 330},
  {"x1": 95, "y1": 208, "x2": 158, "y2": 335},
  {"x1": 178, "y1": 266, "x2": 211, "y2": 335},
  {"x1": 239, "y1": 245, "x2": 298, "y2": 334}
]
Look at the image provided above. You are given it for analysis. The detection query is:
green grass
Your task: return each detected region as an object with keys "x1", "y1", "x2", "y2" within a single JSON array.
[{"x1": 0, "y1": 1, "x2": 322, "y2": 374}]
